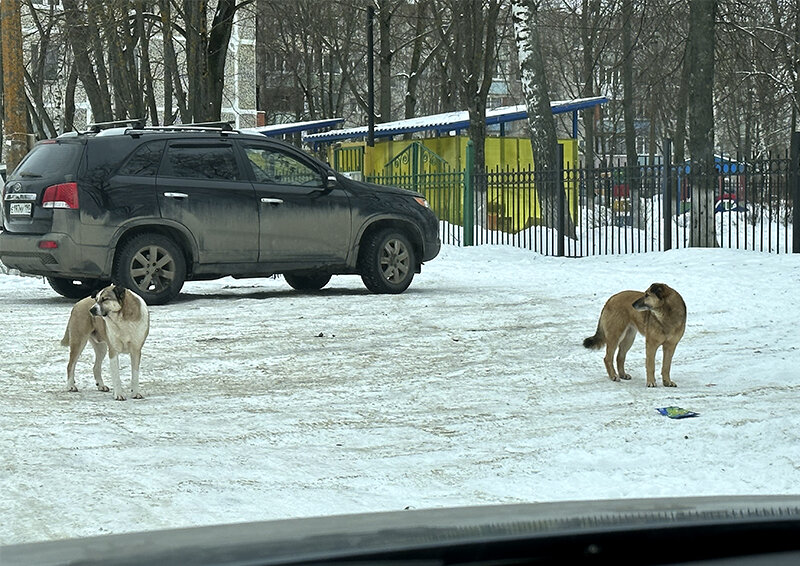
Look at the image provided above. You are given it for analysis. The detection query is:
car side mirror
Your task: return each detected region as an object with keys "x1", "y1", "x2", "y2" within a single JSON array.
[{"x1": 326, "y1": 174, "x2": 338, "y2": 188}]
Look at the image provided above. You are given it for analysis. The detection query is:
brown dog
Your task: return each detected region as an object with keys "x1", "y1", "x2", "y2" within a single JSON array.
[
  {"x1": 584, "y1": 283, "x2": 686, "y2": 387},
  {"x1": 61, "y1": 284, "x2": 150, "y2": 400}
]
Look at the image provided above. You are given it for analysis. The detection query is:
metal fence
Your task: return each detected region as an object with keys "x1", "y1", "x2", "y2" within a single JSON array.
[{"x1": 366, "y1": 146, "x2": 798, "y2": 256}]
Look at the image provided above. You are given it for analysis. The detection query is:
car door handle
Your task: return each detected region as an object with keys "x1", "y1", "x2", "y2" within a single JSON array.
[
  {"x1": 163, "y1": 192, "x2": 189, "y2": 199},
  {"x1": 261, "y1": 198, "x2": 284, "y2": 205}
]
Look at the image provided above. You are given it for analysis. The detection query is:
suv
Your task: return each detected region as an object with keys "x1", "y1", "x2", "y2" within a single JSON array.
[{"x1": 0, "y1": 121, "x2": 440, "y2": 304}]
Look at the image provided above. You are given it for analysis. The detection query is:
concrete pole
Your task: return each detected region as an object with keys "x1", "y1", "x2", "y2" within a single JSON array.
[{"x1": 2, "y1": 0, "x2": 29, "y2": 172}]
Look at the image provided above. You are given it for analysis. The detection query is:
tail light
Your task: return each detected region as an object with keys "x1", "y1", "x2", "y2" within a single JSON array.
[{"x1": 42, "y1": 182, "x2": 79, "y2": 209}]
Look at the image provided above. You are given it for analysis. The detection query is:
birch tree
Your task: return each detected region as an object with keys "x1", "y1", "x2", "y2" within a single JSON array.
[{"x1": 511, "y1": 0, "x2": 576, "y2": 239}]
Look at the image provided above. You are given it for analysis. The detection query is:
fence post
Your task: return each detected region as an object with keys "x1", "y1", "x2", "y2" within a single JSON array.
[
  {"x1": 663, "y1": 138, "x2": 673, "y2": 251},
  {"x1": 792, "y1": 131, "x2": 800, "y2": 253},
  {"x1": 411, "y1": 142, "x2": 419, "y2": 195},
  {"x1": 557, "y1": 146, "x2": 565, "y2": 257},
  {"x1": 464, "y1": 140, "x2": 474, "y2": 246}
]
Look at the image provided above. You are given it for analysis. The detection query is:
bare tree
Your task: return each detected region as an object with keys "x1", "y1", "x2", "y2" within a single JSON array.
[
  {"x1": 179, "y1": 0, "x2": 237, "y2": 122},
  {"x1": 23, "y1": 0, "x2": 60, "y2": 138},
  {"x1": 437, "y1": 0, "x2": 501, "y2": 169},
  {"x1": 401, "y1": 0, "x2": 442, "y2": 121},
  {"x1": 62, "y1": 0, "x2": 113, "y2": 122}
]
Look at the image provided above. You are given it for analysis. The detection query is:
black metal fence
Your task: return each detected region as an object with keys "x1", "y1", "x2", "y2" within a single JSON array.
[{"x1": 367, "y1": 152, "x2": 797, "y2": 256}]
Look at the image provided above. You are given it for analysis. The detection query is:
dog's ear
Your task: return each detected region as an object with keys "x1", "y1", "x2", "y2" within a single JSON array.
[
  {"x1": 113, "y1": 285, "x2": 127, "y2": 302},
  {"x1": 649, "y1": 283, "x2": 665, "y2": 298}
]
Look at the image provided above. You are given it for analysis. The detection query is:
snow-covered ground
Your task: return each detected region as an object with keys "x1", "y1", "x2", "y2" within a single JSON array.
[{"x1": 1, "y1": 244, "x2": 799, "y2": 546}]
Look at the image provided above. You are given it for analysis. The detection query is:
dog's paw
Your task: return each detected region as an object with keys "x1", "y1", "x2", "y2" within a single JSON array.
[
  {"x1": 96, "y1": 385, "x2": 110, "y2": 392},
  {"x1": 132, "y1": 393, "x2": 144, "y2": 400},
  {"x1": 68, "y1": 385, "x2": 78, "y2": 392},
  {"x1": 619, "y1": 373, "x2": 632, "y2": 380},
  {"x1": 646, "y1": 381, "x2": 657, "y2": 387},
  {"x1": 663, "y1": 380, "x2": 677, "y2": 387},
  {"x1": 113, "y1": 393, "x2": 127, "y2": 401}
]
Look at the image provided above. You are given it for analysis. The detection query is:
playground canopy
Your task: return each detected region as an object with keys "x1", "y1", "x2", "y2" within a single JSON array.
[
  {"x1": 303, "y1": 96, "x2": 608, "y2": 144},
  {"x1": 241, "y1": 118, "x2": 344, "y2": 137}
]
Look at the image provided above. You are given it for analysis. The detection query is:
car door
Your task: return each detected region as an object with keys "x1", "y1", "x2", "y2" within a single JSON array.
[
  {"x1": 157, "y1": 140, "x2": 259, "y2": 264},
  {"x1": 238, "y1": 141, "x2": 352, "y2": 264}
]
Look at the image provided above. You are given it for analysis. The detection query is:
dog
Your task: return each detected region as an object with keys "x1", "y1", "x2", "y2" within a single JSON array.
[
  {"x1": 583, "y1": 283, "x2": 686, "y2": 387},
  {"x1": 61, "y1": 284, "x2": 150, "y2": 400}
]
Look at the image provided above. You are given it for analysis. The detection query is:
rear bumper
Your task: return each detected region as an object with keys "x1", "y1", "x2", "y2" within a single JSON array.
[{"x1": 0, "y1": 232, "x2": 108, "y2": 278}]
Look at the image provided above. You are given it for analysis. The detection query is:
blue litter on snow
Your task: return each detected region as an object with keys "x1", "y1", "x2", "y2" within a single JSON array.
[{"x1": 656, "y1": 406, "x2": 699, "y2": 419}]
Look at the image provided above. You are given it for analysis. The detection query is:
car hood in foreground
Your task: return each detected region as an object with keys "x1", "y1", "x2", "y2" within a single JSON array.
[{"x1": 3, "y1": 495, "x2": 800, "y2": 565}]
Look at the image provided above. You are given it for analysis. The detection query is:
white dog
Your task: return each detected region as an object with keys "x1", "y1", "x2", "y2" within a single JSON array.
[{"x1": 61, "y1": 284, "x2": 150, "y2": 400}]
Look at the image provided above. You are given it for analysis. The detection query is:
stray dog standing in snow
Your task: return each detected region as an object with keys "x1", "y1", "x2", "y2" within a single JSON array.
[
  {"x1": 61, "y1": 284, "x2": 150, "y2": 400},
  {"x1": 583, "y1": 283, "x2": 686, "y2": 387}
]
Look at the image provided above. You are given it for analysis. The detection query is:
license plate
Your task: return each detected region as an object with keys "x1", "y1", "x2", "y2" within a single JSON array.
[{"x1": 9, "y1": 202, "x2": 32, "y2": 216}]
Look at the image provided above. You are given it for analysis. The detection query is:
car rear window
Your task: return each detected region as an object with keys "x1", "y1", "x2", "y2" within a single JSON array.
[{"x1": 9, "y1": 142, "x2": 83, "y2": 180}]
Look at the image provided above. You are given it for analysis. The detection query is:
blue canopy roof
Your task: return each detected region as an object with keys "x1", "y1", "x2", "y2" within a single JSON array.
[
  {"x1": 241, "y1": 118, "x2": 344, "y2": 137},
  {"x1": 303, "y1": 97, "x2": 607, "y2": 143}
]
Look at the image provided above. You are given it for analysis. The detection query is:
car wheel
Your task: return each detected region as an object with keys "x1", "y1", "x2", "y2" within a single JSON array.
[
  {"x1": 114, "y1": 233, "x2": 186, "y2": 305},
  {"x1": 359, "y1": 229, "x2": 416, "y2": 294},
  {"x1": 46, "y1": 277, "x2": 107, "y2": 300},
  {"x1": 283, "y1": 272, "x2": 332, "y2": 291}
]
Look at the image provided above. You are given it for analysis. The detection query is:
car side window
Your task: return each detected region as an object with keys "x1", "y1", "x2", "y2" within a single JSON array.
[
  {"x1": 243, "y1": 145, "x2": 323, "y2": 188},
  {"x1": 118, "y1": 141, "x2": 166, "y2": 176},
  {"x1": 163, "y1": 143, "x2": 240, "y2": 180}
]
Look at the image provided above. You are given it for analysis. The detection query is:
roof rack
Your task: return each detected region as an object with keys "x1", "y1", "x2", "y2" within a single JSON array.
[
  {"x1": 141, "y1": 121, "x2": 236, "y2": 133},
  {"x1": 86, "y1": 118, "x2": 146, "y2": 133}
]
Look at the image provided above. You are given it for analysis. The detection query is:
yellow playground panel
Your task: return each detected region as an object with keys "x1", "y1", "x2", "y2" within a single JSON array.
[{"x1": 330, "y1": 137, "x2": 578, "y2": 232}]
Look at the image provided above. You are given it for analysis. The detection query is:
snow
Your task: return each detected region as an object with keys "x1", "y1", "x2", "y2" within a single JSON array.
[{"x1": 1, "y1": 244, "x2": 799, "y2": 546}]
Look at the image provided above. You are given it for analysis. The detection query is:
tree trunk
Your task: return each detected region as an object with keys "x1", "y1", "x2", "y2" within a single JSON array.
[
  {"x1": 207, "y1": 0, "x2": 235, "y2": 120},
  {"x1": 24, "y1": 68, "x2": 57, "y2": 138},
  {"x1": 184, "y1": 1, "x2": 209, "y2": 121},
  {"x1": 622, "y1": 0, "x2": 643, "y2": 229},
  {"x1": 64, "y1": 65, "x2": 78, "y2": 132},
  {"x1": 674, "y1": 42, "x2": 690, "y2": 164},
  {"x1": 511, "y1": 0, "x2": 577, "y2": 239},
  {"x1": 160, "y1": 0, "x2": 184, "y2": 123},
  {"x1": 87, "y1": 2, "x2": 112, "y2": 120},
  {"x1": 136, "y1": 2, "x2": 159, "y2": 125},
  {"x1": 581, "y1": 0, "x2": 597, "y2": 204},
  {"x1": 687, "y1": 0, "x2": 717, "y2": 247}
]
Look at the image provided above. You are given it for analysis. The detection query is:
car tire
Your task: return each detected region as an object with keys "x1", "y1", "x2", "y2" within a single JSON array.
[
  {"x1": 359, "y1": 229, "x2": 416, "y2": 294},
  {"x1": 47, "y1": 277, "x2": 107, "y2": 300},
  {"x1": 113, "y1": 233, "x2": 186, "y2": 305},
  {"x1": 283, "y1": 272, "x2": 332, "y2": 291}
]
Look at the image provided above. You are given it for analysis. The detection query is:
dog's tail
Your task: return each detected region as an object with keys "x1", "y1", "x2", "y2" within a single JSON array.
[
  {"x1": 583, "y1": 325, "x2": 605, "y2": 350},
  {"x1": 60, "y1": 327, "x2": 70, "y2": 347}
]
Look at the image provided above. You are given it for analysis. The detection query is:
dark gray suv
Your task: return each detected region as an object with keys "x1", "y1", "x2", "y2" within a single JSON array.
[{"x1": 0, "y1": 122, "x2": 440, "y2": 304}]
